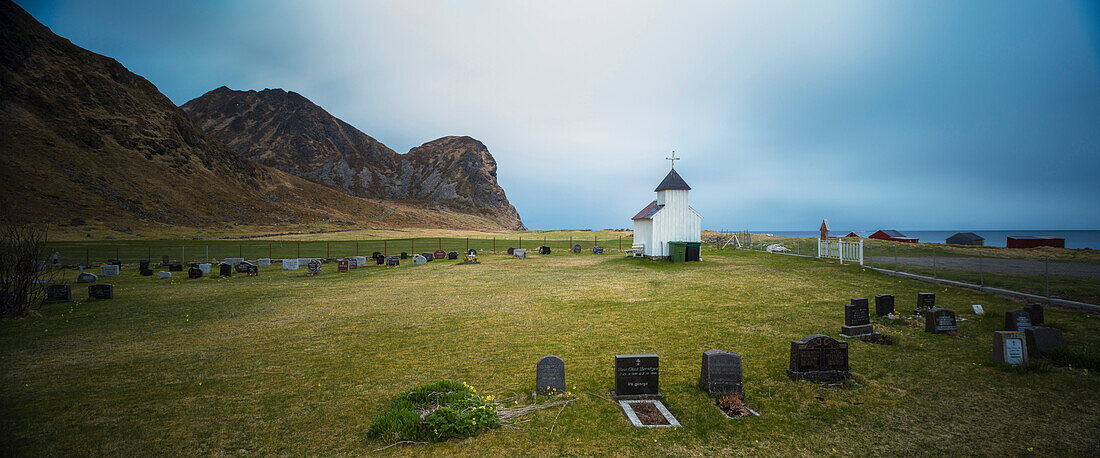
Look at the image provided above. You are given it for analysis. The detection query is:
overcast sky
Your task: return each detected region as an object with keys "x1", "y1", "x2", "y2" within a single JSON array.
[{"x1": 19, "y1": 0, "x2": 1100, "y2": 230}]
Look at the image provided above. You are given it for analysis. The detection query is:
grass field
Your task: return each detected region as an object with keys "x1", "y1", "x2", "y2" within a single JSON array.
[{"x1": 2, "y1": 247, "x2": 1098, "y2": 455}]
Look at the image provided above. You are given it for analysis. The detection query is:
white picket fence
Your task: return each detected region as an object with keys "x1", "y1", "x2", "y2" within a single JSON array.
[{"x1": 818, "y1": 239, "x2": 864, "y2": 265}]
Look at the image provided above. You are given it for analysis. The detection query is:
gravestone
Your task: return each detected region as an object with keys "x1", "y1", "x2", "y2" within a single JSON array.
[
  {"x1": 307, "y1": 260, "x2": 321, "y2": 275},
  {"x1": 851, "y1": 297, "x2": 868, "y2": 307},
  {"x1": 169, "y1": 263, "x2": 183, "y2": 272},
  {"x1": 1004, "y1": 309, "x2": 1032, "y2": 332},
  {"x1": 47, "y1": 284, "x2": 72, "y2": 302},
  {"x1": 536, "y1": 355, "x2": 566, "y2": 396},
  {"x1": 257, "y1": 258, "x2": 271, "y2": 268},
  {"x1": 108, "y1": 259, "x2": 122, "y2": 266},
  {"x1": 698, "y1": 350, "x2": 743, "y2": 396},
  {"x1": 347, "y1": 258, "x2": 358, "y2": 269},
  {"x1": 354, "y1": 256, "x2": 368, "y2": 267},
  {"x1": 188, "y1": 267, "x2": 203, "y2": 279},
  {"x1": 386, "y1": 256, "x2": 400, "y2": 267},
  {"x1": 972, "y1": 304, "x2": 985, "y2": 315},
  {"x1": 572, "y1": 244, "x2": 582, "y2": 254},
  {"x1": 139, "y1": 260, "x2": 150, "y2": 271},
  {"x1": 198, "y1": 263, "x2": 212, "y2": 274},
  {"x1": 219, "y1": 263, "x2": 232, "y2": 277},
  {"x1": 841, "y1": 301, "x2": 873, "y2": 337},
  {"x1": 467, "y1": 249, "x2": 477, "y2": 256},
  {"x1": 592, "y1": 246, "x2": 604, "y2": 254},
  {"x1": 924, "y1": 308, "x2": 958, "y2": 333},
  {"x1": 162, "y1": 255, "x2": 170, "y2": 265},
  {"x1": 1025, "y1": 327, "x2": 1064, "y2": 357},
  {"x1": 140, "y1": 268, "x2": 153, "y2": 276},
  {"x1": 433, "y1": 250, "x2": 446, "y2": 260},
  {"x1": 88, "y1": 284, "x2": 113, "y2": 300},
  {"x1": 297, "y1": 258, "x2": 312, "y2": 266},
  {"x1": 246, "y1": 265, "x2": 258, "y2": 276},
  {"x1": 614, "y1": 354, "x2": 660, "y2": 399},
  {"x1": 282, "y1": 258, "x2": 300, "y2": 270},
  {"x1": 225, "y1": 258, "x2": 245, "y2": 266},
  {"x1": 916, "y1": 292, "x2": 935, "y2": 315},
  {"x1": 1023, "y1": 303, "x2": 1044, "y2": 326},
  {"x1": 447, "y1": 251, "x2": 458, "y2": 260},
  {"x1": 338, "y1": 259, "x2": 350, "y2": 273},
  {"x1": 875, "y1": 294, "x2": 895, "y2": 316},
  {"x1": 421, "y1": 252, "x2": 434, "y2": 262},
  {"x1": 51, "y1": 251, "x2": 61, "y2": 268},
  {"x1": 157, "y1": 271, "x2": 172, "y2": 279},
  {"x1": 374, "y1": 254, "x2": 385, "y2": 265},
  {"x1": 507, "y1": 247, "x2": 515, "y2": 255},
  {"x1": 77, "y1": 272, "x2": 98, "y2": 283},
  {"x1": 400, "y1": 252, "x2": 408, "y2": 259},
  {"x1": 539, "y1": 246, "x2": 551, "y2": 255},
  {"x1": 100, "y1": 265, "x2": 119, "y2": 277},
  {"x1": 786, "y1": 334, "x2": 850, "y2": 382},
  {"x1": 514, "y1": 248, "x2": 526, "y2": 258},
  {"x1": 372, "y1": 252, "x2": 383, "y2": 259},
  {"x1": 412, "y1": 254, "x2": 427, "y2": 265},
  {"x1": 992, "y1": 331, "x2": 1027, "y2": 366}
]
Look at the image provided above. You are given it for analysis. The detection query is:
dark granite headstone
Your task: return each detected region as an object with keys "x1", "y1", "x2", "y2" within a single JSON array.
[
  {"x1": 916, "y1": 292, "x2": 935, "y2": 315},
  {"x1": 374, "y1": 254, "x2": 385, "y2": 265},
  {"x1": 234, "y1": 262, "x2": 253, "y2": 274},
  {"x1": 108, "y1": 259, "x2": 121, "y2": 266},
  {"x1": 592, "y1": 246, "x2": 604, "y2": 254},
  {"x1": 188, "y1": 267, "x2": 203, "y2": 279},
  {"x1": 1024, "y1": 327, "x2": 1064, "y2": 357},
  {"x1": 307, "y1": 260, "x2": 321, "y2": 275},
  {"x1": 841, "y1": 301, "x2": 873, "y2": 337},
  {"x1": 539, "y1": 246, "x2": 551, "y2": 255},
  {"x1": 220, "y1": 263, "x2": 232, "y2": 277},
  {"x1": 1004, "y1": 309, "x2": 1032, "y2": 332},
  {"x1": 698, "y1": 350, "x2": 743, "y2": 396},
  {"x1": 536, "y1": 355, "x2": 566, "y2": 396},
  {"x1": 614, "y1": 354, "x2": 660, "y2": 398},
  {"x1": 1023, "y1": 303, "x2": 1044, "y2": 326},
  {"x1": 140, "y1": 268, "x2": 153, "y2": 277},
  {"x1": 372, "y1": 252, "x2": 383, "y2": 259},
  {"x1": 400, "y1": 252, "x2": 408, "y2": 259},
  {"x1": 447, "y1": 251, "x2": 458, "y2": 260},
  {"x1": 875, "y1": 294, "x2": 894, "y2": 316},
  {"x1": 47, "y1": 284, "x2": 72, "y2": 302},
  {"x1": 140, "y1": 260, "x2": 150, "y2": 271},
  {"x1": 507, "y1": 247, "x2": 515, "y2": 255},
  {"x1": 88, "y1": 284, "x2": 113, "y2": 300},
  {"x1": 572, "y1": 244, "x2": 582, "y2": 254},
  {"x1": 786, "y1": 334, "x2": 850, "y2": 382},
  {"x1": 169, "y1": 263, "x2": 183, "y2": 272},
  {"x1": 924, "y1": 307, "x2": 958, "y2": 333},
  {"x1": 338, "y1": 259, "x2": 349, "y2": 273},
  {"x1": 993, "y1": 331, "x2": 1027, "y2": 366},
  {"x1": 162, "y1": 255, "x2": 170, "y2": 265},
  {"x1": 421, "y1": 252, "x2": 434, "y2": 262},
  {"x1": 386, "y1": 256, "x2": 400, "y2": 267}
]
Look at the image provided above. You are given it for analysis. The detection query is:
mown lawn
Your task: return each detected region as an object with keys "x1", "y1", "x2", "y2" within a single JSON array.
[{"x1": 1, "y1": 248, "x2": 1098, "y2": 455}]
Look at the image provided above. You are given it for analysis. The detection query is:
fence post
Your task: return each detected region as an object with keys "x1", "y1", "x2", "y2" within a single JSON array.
[
  {"x1": 206, "y1": 246, "x2": 209, "y2": 262},
  {"x1": 493, "y1": 237, "x2": 496, "y2": 252},
  {"x1": 466, "y1": 237, "x2": 469, "y2": 252},
  {"x1": 269, "y1": 243, "x2": 272, "y2": 259},
  {"x1": 239, "y1": 243, "x2": 242, "y2": 258},
  {"x1": 384, "y1": 240, "x2": 388, "y2": 256},
  {"x1": 297, "y1": 241, "x2": 300, "y2": 259},
  {"x1": 182, "y1": 246, "x2": 185, "y2": 264},
  {"x1": 115, "y1": 247, "x2": 119, "y2": 262},
  {"x1": 411, "y1": 239, "x2": 415, "y2": 253},
  {"x1": 438, "y1": 238, "x2": 442, "y2": 250},
  {"x1": 859, "y1": 239, "x2": 864, "y2": 266},
  {"x1": 619, "y1": 236, "x2": 622, "y2": 251}
]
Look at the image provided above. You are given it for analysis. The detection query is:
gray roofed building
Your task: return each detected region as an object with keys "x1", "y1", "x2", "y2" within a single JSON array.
[
  {"x1": 654, "y1": 169, "x2": 691, "y2": 192},
  {"x1": 946, "y1": 232, "x2": 984, "y2": 246}
]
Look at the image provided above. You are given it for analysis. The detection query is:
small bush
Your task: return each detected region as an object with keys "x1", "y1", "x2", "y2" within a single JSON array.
[
  {"x1": 1047, "y1": 346, "x2": 1100, "y2": 372},
  {"x1": 366, "y1": 380, "x2": 500, "y2": 442}
]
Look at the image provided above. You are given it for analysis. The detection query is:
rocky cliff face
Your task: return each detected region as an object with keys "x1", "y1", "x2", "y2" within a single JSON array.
[{"x1": 181, "y1": 87, "x2": 525, "y2": 230}]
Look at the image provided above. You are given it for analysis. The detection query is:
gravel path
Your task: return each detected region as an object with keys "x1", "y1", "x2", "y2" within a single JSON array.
[{"x1": 868, "y1": 256, "x2": 1100, "y2": 278}]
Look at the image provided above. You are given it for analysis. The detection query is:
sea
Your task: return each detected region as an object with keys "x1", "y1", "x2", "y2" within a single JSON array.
[{"x1": 751, "y1": 230, "x2": 1100, "y2": 250}]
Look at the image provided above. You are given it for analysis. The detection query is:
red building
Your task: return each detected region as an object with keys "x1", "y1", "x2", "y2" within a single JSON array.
[
  {"x1": 868, "y1": 230, "x2": 919, "y2": 243},
  {"x1": 844, "y1": 232, "x2": 860, "y2": 238},
  {"x1": 1006, "y1": 236, "x2": 1065, "y2": 248}
]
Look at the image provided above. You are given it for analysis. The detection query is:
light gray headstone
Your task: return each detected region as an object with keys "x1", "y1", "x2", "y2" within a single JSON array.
[
  {"x1": 77, "y1": 272, "x2": 98, "y2": 283},
  {"x1": 198, "y1": 263, "x2": 212, "y2": 274},
  {"x1": 282, "y1": 259, "x2": 300, "y2": 270},
  {"x1": 157, "y1": 271, "x2": 172, "y2": 279},
  {"x1": 412, "y1": 254, "x2": 427, "y2": 265},
  {"x1": 100, "y1": 265, "x2": 119, "y2": 277},
  {"x1": 257, "y1": 258, "x2": 271, "y2": 267},
  {"x1": 514, "y1": 248, "x2": 526, "y2": 258}
]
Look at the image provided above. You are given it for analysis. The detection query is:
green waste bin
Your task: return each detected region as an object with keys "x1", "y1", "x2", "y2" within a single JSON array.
[{"x1": 668, "y1": 242, "x2": 688, "y2": 262}]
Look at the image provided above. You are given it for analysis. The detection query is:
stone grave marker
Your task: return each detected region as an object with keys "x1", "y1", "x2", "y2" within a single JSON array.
[
  {"x1": 924, "y1": 308, "x2": 958, "y2": 333},
  {"x1": 108, "y1": 259, "x2": 122, "y2": 266},
  {"x1": 47, "y1": 284, "x2": 72, "y2": 302},
  {"x1": 257, "y1": 258, "x2": 271, "y2": 268},
  {"x1": 140, "y1": 268, "x2": 153, "y2": 276},
  {"x1": 507, "y1": 247, "x2": 515, "y2": 255},
  {"x1": 374, "y1": 254, "x2": 385, "y2": 265},
  {"x1": 992, "y1": 331, "x2": 1027, "y2": 366},
  {"x1": 77, "y1": 272, "x2": 98, "y2": 283},
  {"x1": 157, "y1": 271, "x2": 172, "y2": 279},
  {"x1": 225, "y1": 258, "x2": 245, "y2": 266},
  {"x1": 613, "y1": 354, "x2": 660, "y2": 399},
  {"x1": 162, "y1": 255, "x2": 170, "y2": 265},
  {"x1": 592, "y1": 246, "x2": 604, "y2": 254},
  {"x1": 354, "y1": 255, "x2": 367, "y2": 265},
  {"x1": 1023, "y1": 303, "x2": 1044, "y2": 326},
  {"x1": 1025, "y1": 327, "x2": 1064, "y2": 357},
  {"x1": 169, "y1": 263, "x2": 183, "y2": 272},
  {"x1": 875, "y1": 294, "x2": 894, "y2": 316},
  {"x1": 916, "y1": 292, "x2": 935, "y2": 315},
  {"x1": 539, "y1": 246, "x2": 551, "y2": 255},
  {"x1": 100, "y1": 264, "x2": 120, "y2": 277},
  {"x1": 972, "y1": 304, "x2": 985, "y2": 315},
  {"x1": 198, "y1": 263, "x2": 212, "y2": 274},
  {"x1": 282, "y1": 258, "x2": 300, "y2": 270},
  {"x1": 572, "y1": 244, "x2": 582, "y2": 254},
  {"x1": 338, "y1": 259, "x2": 350, "y2": 273},
  {"x1": 433, "y1": 250, "x2": 446, "y2": 260},
  {"x1": 188, "y1": 267, "x2": 203, "y2": 279},
  {"x1": 841, "y1": 300, "x2": 873, "y2": 337},
  {"x1": 51, "y1": 251, "x2": 61, "y2": 268},
  {"x1": 219, "y1": 263, "x2": 232, "y2": 277},
  {"x1": 247, "y1": 265, "x2": 258, "y2": 276},
  {"x1": 1004, "y1": 309, "x2": 1032, "y2": 332},
  {"x1": 307, "y1": 260, "x2": 321, "y2": 275},
  {"x1": 386, "y1": 256, "x2": 400, "y2": 267},
  {"x1": 447, "y1": 251, "x2": 458, "y2": 260},
  {"x1": 139, "y1": 260, "x2": 150, "y2": 271},
  {"x1": 372, "y1": 252, "x2": 383, "y2": 259},
  {"x1": 786, "y1": 334, "x2": 850, "y2": 382},
  {"x1": 421, "y1": 252, "x2": 434, "y2": 262},
  {"x1": 698, "y1": 350, "x2": 743, "y2": 396},
  {"x1": 536, "y1": 355, "x2": 566, "y2": 396},
  {"x1": 467, "y1": 249, "x2": 477, "y2": 255},
  {"x1": 400, "y1": 252, "x2": 408, "y2": 259},
  {"x1": 88, "y1": 284, "x2": 113, "y2": 300},
  {"x1": 296, "y1": 258, "x2": 311, "y2": 266},
  {"x1": 412, "y1": 254, "x2": 427, "y2": 265},
  {"x1": 514, "y1": 248, "x2": 526, "y2": 258}
]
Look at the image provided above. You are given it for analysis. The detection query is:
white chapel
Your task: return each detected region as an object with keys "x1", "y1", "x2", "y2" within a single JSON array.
[{"x1": 631, "y1": 157, "x2": 703, "y2": 258}]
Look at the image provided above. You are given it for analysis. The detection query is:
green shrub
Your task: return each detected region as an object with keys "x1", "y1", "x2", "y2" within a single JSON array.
[
  {"x1": 1047, "y1": 346, "x2": 1100, "y2": 372},
  {"x1": 366, "y1": 380, "x2": 500, "y2": 442}
]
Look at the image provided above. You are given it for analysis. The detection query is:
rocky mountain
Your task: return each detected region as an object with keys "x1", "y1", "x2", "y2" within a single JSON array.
[
  {"x1": 0, "y1": 0, "x2": 513, "y2": 235},
  {"x1": 181, "y1": 87, "x2": 526, "y2": 230}
]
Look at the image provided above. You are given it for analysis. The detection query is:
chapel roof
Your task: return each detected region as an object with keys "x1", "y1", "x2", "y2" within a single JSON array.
[{"x1": 654, "y1": 168, "x2": 691, "y2": 192}]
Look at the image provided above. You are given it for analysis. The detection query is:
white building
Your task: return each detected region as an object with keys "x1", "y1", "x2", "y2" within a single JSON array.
[{"x1": 631, "y1": 168, "x2": 703, "y2": 258}]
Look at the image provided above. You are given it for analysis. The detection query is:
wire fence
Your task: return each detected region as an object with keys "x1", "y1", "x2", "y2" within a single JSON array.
[
  {"x1": 43, "y1": 235, "x2": 636, "y2": 266},
  {"x1": 713, "y1": 231, "x2": 1100, "y2": 306}
]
